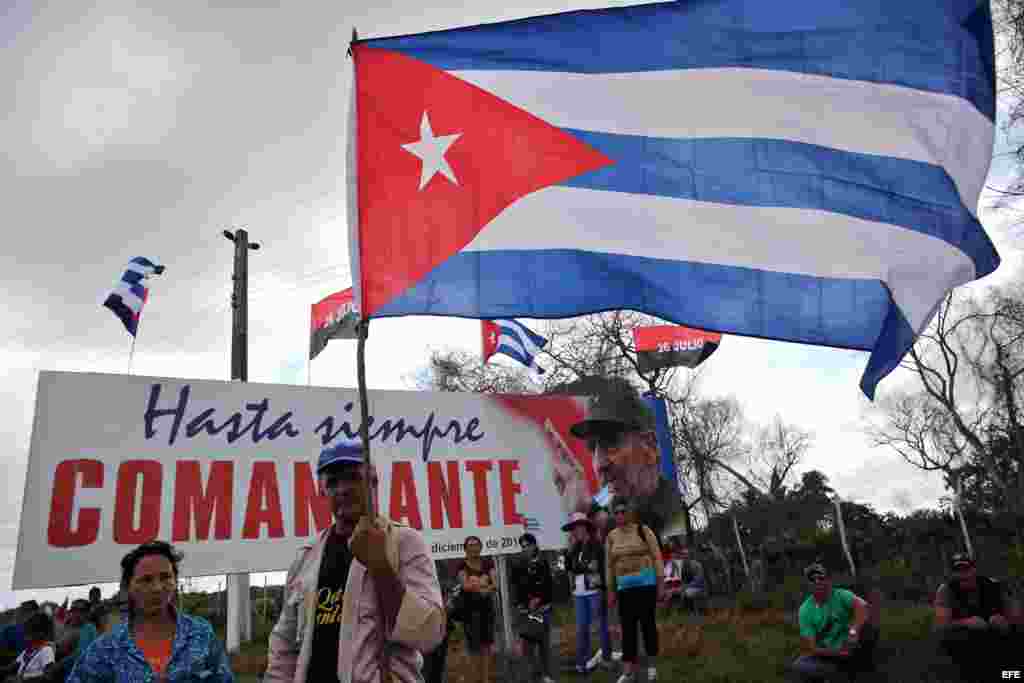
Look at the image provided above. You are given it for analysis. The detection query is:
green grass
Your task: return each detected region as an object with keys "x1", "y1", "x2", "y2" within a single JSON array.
[{"x1": 219, "y1": 601, "x2": 970, "y2": 682}]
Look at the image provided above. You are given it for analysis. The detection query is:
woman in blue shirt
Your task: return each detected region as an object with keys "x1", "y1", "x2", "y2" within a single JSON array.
[{"x1": 68, "y1": 541, "x2": 234, "y2": 683}]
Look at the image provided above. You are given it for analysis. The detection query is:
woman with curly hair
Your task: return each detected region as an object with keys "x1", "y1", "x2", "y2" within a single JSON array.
[{"x1": 68, "y1": 541, "x2": 234, "y2": 683}]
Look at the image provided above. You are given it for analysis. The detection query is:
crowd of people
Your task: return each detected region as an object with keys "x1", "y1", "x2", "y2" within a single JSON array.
[{"x1": 1, "y1": 380, "x2": 1020, "y2": 683}]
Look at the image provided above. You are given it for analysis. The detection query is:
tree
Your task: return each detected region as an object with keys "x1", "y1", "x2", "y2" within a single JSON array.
[
  {"x1": 413, "y1": 348, "x2": 539, "y2": 394},
  {"x1": 863, "y1": 288, "x2": 1024, "y2": 537},
  {"x1": 670, "y1": 389, "x2": 751, "y2": 521},
  {"x1": 538, "y1": 311, "x2": 681, "y2": 397},
  {"x1": 750, "y1": 416, "x2": 813, "y2": 499},
  {"x1": 994, "y1": 0, "x2": 1024, "y2": 194}
]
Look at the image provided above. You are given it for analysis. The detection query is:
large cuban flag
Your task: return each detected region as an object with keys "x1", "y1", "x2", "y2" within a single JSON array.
[{"x1": 348, "y1": 0, "x2": 1000, "y2": 398}]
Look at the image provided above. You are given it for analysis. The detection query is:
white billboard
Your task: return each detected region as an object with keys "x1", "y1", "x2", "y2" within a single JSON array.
[{"x1": 15, "y1": 371, "x2": 602, "y2": 589}]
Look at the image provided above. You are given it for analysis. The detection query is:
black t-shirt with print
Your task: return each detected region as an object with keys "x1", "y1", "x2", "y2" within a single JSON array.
[{"x1": 307, "y1": 532, "x2": 353, "y2": 683}]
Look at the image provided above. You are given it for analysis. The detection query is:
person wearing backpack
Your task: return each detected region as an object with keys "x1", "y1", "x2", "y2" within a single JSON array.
[{"x1": 605, "y1": 500, "x2": 664, "y2": 683}]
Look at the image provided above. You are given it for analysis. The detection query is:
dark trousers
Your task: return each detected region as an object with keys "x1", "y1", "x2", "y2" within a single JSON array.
[
  {"x1": 520, "y1": 609, "x2": 552, "y2": 681},
  {"x1": 422, "y1": 623, "x2": 451, "y2": 683},
  {"x1": 790, "y1": 623, "x2": 879, "y2": 681},
  {"x1": 617, "y1": 585, "x2": 659, "y2": 663}
]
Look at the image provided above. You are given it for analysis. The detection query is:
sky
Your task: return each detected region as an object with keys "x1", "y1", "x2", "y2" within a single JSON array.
[{"x1": 2, "y1": 0, "x2": 1022, "y2": 609}]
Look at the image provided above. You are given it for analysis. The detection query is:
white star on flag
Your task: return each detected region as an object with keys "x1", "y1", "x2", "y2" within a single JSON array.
[{"x1": 401, "y1": 111, "x2": 462, "y2": 190}]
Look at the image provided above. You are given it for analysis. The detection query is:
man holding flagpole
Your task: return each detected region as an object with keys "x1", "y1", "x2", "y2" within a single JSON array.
[{"x1": 266, "y1": 438, "x2": 444, "y2": 683}]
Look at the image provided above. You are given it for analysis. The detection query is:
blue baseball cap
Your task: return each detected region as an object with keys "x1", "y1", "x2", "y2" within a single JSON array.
[{"x1": 317, "y1": 437, "x2": 365, "y2": 474}]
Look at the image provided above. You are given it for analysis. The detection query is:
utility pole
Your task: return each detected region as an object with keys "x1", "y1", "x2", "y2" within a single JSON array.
[{"x1": 223, "y1": 228, "x2": 259, "y2": 654}]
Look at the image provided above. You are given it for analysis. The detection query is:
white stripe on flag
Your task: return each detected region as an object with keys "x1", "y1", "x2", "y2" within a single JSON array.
[
  {"x1": 113, "y1": 284, "x2": 145, "y2": 313},
  {"x1": 498, "y1": 334, "x2": 530, "y2": 362},
  {"x1": 504, "y1": 321, "x2": 544, "y2": 357},
  {"x1": 495, "y1": 322, "x2": 543, "y2": 361},
  {"x1": 464, "y1": 185, "x2": 975, "y2": 332},
  {"x1": 452, "y1": 67, "x2": 993, "y2": 215}
]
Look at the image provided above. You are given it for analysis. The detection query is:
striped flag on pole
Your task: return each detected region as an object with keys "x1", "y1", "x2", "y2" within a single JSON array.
[
  {"x1": 102, "y1": 257, "x2": 165, "y2": 337},
  {"x1": 481, "y1": 319, "x2": 548, "y2": 374},
  {"x1": 348, "y1": 0, "x2": 999, "y2": 399}
]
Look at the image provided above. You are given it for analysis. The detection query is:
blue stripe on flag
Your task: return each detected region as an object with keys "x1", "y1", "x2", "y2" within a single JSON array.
[
  {"x1": 363, "y1": 0, "x2": 994, "y2": 121},
  {"x1": 103, "y1": 294, "x2": 139, "y2": 337},
  {"x1": 121, "y1": 281, "x2": 147, "y2": 300},
  {"x1": 497, "y1": 320, "x2": 547, "y2": 351},
  {"x1": 130, "y1": 256, "x2": 165, "y2": 274},
  {"x1": 558, "y1": 131, "x2": 996, "y2": 272},
  {"x1": 490, "y1": 319, "x2": 546, "y2": 372},
  {"x1": 122, "y1": 270, "x2": 145, "y2": 286},
  {"x1": 495, "y1": 342, "x2": 532, "y2": 368},
  {"x1": 372, "y1": 249, "x2": 911, "y2": 395}
]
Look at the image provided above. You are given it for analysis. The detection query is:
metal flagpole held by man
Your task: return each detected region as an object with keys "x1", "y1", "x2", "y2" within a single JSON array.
[
  {"x1": 355, "y1": 317, "x2": 375, "y2": 519},
  {"x1": 224, "y1": 227, "x2": 260, "y2": 653}
]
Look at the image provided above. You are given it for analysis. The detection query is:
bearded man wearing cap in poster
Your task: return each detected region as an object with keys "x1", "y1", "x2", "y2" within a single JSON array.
[
  {"x1": 568, "y1": 377, "x2": 686, "y2": 547},
  {"x1": 933, "y1": 552, "x2": 1021, "y2": 679},
  {"x1": 564, "y1": 512, "x2": 613, "y2": 675},
  {"x1": 266, "y1": 437, "x2": 445, "y2": 683}
]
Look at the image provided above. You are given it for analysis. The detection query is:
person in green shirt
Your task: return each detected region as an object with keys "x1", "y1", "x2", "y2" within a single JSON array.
[{"x1": 791, "y1": 563, "x2": 876, "y2": 681}]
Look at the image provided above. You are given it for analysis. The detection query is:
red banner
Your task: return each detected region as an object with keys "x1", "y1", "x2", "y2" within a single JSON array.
[
  {"x1": 310, "y1": 289, "x2": 358, "y2": 359},
  {"x1": 632, "y1": 325, "x2": 721, "y2": 373}
]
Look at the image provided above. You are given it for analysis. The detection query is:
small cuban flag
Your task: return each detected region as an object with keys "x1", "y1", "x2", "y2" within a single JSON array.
[
  {"x1": 103, "y1": 257, "x2": 165, "y2": 337},
  {"x1": 481, "y1": 319, "x2": 547, "y2": 374},
  {"x1": 592, "y1": 486, "x2": 612, "y2": 508}
]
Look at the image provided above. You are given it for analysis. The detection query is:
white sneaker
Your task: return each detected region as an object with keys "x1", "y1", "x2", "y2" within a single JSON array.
[
  {"x1": 615, "y1": 674, "x2": 635, "y2": 683},
  {"x1": 541, "y1": 677, "x2": 556, "y2": 683},
  {"x1": 647, "y1": 666, "x2": 657, "y2": 681}
]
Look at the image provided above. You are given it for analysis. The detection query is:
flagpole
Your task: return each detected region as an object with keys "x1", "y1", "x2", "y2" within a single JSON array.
[
  {"x1": 481, "y1": 320, "x2": 487, "y2": 363},
  {"x1": 953, "y1": 476, "x2": 974, "y2": 559},
  {"x1": 127, "y1": 333, "x2": 138, "y2": 375},
  {"x1": 356, "y1": 318, "x2": 375, "y2": 520}
]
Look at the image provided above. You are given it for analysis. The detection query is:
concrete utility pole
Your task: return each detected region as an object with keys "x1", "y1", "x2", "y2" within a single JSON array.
[
  {"x1": 224, "y1": 228, "x2": 260, "y2": 654},
  {"x1": 833, "y1": 496, "x2": 857, "y2": 577},
  {"x1": 953, "y1": 476, "x2": 975, "y2": 559}
]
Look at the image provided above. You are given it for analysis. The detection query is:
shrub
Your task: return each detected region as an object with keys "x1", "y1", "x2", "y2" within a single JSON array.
[
  {"x1": 1008, "y1": 543, "x2": 1024, "y2": 580},
  {"x1": 735, "y1": 590, "x2": 773, "y2": 613}
]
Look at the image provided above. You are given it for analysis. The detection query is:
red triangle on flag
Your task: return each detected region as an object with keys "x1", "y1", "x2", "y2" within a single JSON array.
[
  {"x1": 353, "y1": 46, "x2": 614, "y2": 316},
  {"x1": 481, "y1": 320, "x2": 500, "y2": 362}
]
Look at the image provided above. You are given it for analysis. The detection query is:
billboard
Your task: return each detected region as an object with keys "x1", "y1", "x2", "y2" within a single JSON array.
[{"x1": 15, "y1": 371, "x2": 599, "y2": 589}]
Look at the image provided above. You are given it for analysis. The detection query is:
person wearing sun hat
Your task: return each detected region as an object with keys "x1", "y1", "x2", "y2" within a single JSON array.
[
  {"x1": 563, "y1": 512, "x2": 612, "y2": 674},
  {"x1": 934, "y1": 552, "x2": 1019, "y2": 678}
]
